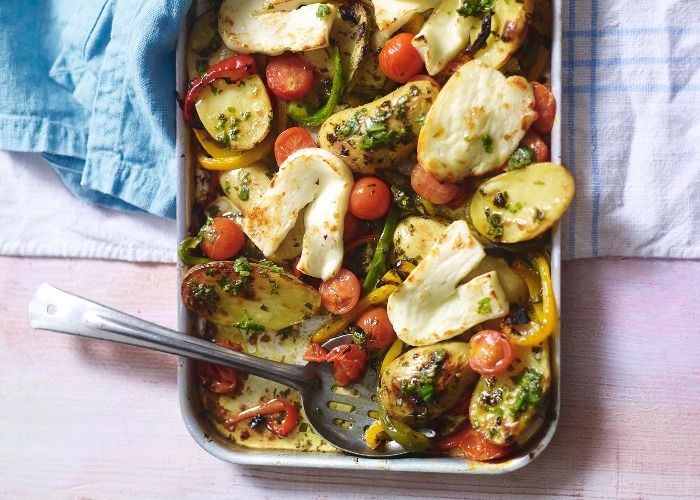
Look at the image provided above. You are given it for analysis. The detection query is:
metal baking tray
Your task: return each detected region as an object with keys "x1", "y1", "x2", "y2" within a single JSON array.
[{"x1": 176, "y1": 0, "x2": 562, "y2": 473}]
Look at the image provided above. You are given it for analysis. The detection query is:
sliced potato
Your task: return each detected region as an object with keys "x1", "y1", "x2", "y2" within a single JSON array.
[
  {"x1": 470, "y1": 163, "x2": 575, "y2": 243},
  {"x1": 181, "y1": 260, "x2": 320, "y2": 330},
  {"x1": 186, "y1": 11, "x2": 236, "y2": 81},
  {"x1": 392, "y1": 216, "x2": 449, "y2": 261},
  {"x1": 319, "y1": 80, "x2": 439, "y2": 173},
  {"x1": 379, "y1": 342, "x2": 477, "y2": 426},
  {"x1": 417, "y1": 61, "x2": 536, "y2": 182},
  {"x1": 300, "y1": 2, "x2": 370, "y2": 90},
  {"x1": 195, "y1": 75, "x2": 272, "y2": 152},
  {"x1": 469, "y1": 341, "x2": 550, "y2": 445}
]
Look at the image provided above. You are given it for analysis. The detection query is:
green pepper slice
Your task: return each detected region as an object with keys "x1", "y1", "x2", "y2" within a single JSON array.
[{"x1": 287, "y1": 47, "x2": 343, "y2": 127}]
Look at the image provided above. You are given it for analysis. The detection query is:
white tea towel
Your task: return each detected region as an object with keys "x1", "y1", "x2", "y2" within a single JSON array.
[
  {"x1": 561, "y1": 0, "x2": 700, "y2": 259},
  {"x1": 0, "y1": 151, "x2": 176, "y2": 263}
]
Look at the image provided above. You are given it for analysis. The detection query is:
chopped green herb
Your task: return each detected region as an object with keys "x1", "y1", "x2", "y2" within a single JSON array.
[
  {"x1": 507, "y1": 146, "x2": 535, "y2": 170},
  {"x1": 511, "y1": 369, "x2": 544, "y2": 416},
  {"x1": 191, "y1": 283, "x2": 219, "y2": 310},
  {"x1": 457, "y1": 0, "x2": 493, "y2": 18},
  {"x1": 415, "y1": 113, "x2": 426, "y2": 126},
  {"x1": 477, "y1": 297, "x2": 492, "y2": 315},
  {"x1": 533, "y1": 208, "x2": 545, "y2": 221},
  {"x1": 223, "y1": 180, "x2": 232, "y2": 195},
  {"x1": 258, "y1": 260, "x2": 284, "y2": 273},
  {"x1": 316, "y1": 4, "x2": 331, "y2": 18},
  {"x1": 238, "y1": 170, "x2": 250, "y2": 201},
  {"x1": 485, "y1": 209, "x2": 503, "y2": 240},
  {"x1": 350, "y1": 325, "x2": 369, "y2": 348},
  {"x1": 235, "y1": 310, "x2": 265, "y2": 332},
  {"x1": 481, "y1": 133, "x2": 494, "y2": 153}
]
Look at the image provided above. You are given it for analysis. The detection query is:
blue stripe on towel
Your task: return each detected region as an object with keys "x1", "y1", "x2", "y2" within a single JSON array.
[{"x1": 565, "y1": 0, "x2": 577, "y2": 258}]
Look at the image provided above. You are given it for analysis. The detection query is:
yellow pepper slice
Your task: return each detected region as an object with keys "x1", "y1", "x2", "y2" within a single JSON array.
[
  {"x1": 508, "y1": 254, "x2": 557, "y2": 346},
  {"x1": 380, "y1": 338, "x2": 404, "y2": 375},
  {"x1": 196, "y1": 131, "x2": 274, "y2": 171},
  {"x1": 311, "y1": 284, "x2": 397, "y2": 344},
  {"x1": 364, "y1": 420, "x2": 388, "y2": 450}
]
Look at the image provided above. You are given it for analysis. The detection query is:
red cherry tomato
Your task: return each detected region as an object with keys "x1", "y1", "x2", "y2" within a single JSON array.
[
  {"x1": 343, "y1": 212, "x2": 363, "y2": 243},
  {"x1": 326, "y1": 344, "x2": 369, "y2": 386},
  {"x1": 274, "y1": 127, "x2": 316, "y2": 165},
  {"x1": 355, "y1": 307, "x2": 396, "y2": 350},
  {"x1": 265, "y1": 54, "x2": 314, "y2": 100},
  {"x1": 531, "y1": 82, "x2": 557, "y2": 135},
  {"x1": 469, "y1": 330, "x2": 514, "y2": 376},
  {"x1": 379, "y1": 33, "x2": 425, "y2": 83},
  {"x1": 196, "y1": 340, "x2": 242, "y2": 395},
  {"x1": 520, "y1": 130, "x2": 550, "y2": 162},
  {"x1": 435, "y1": 425, "x2": 513, "y2": 461},
  {"x1": 319, "y1": 269, "x2": 361, "y2": 315},
  {"x1": 348, "y1": 176, "x2": 391, "y2": 220},
  {"x1": 200, "y1": 217, "x2": 245, "y2": 260},
  {"x1": 410, "y1": 164, "x2": 461, "y2": 205}
]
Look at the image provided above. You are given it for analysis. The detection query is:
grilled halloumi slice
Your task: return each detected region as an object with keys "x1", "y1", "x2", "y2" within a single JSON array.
[
  {"x1": 219, "y1": 0, "x2": 336, "y2": 55},
  {"x1": 418, "y1": 61, "x2": 537, "y2": 182},
  {"x1": 244, "y1": 149, "x2": 353, "y2": 281},
  {"x1": 412, "y1": 0, "x2": 533, "y2": 75},
  {"x1": 387, "y1": 220, "x2": 509, "y2": 346},
  {"x1": 371, "y1": 0, "x2": 440, "y2": 37}
]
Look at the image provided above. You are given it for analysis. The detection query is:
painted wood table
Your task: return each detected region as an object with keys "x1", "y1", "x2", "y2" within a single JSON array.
[{"x1": 1, "y1": 256, "x2": 698, "y2": 499}]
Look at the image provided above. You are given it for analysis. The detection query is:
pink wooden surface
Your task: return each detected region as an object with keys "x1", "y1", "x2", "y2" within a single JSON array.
[{"x1": 1, "y1": 256, "x2": 699, "y2": 498}]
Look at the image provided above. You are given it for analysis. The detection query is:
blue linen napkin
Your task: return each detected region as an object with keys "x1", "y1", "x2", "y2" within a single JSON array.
[{"x1": 0, "y1": 0, "x2": 191, "y2": 219}]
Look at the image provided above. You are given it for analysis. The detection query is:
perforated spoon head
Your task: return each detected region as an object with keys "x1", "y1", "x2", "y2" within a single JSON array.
[{"x1": 300, "y1": 335, "x2": 409, "y2": 458}]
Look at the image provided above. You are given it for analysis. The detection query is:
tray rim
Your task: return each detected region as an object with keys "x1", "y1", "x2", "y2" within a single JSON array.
[{"x1": 176, "y1": 0, "x2": 563, "y2": 474}]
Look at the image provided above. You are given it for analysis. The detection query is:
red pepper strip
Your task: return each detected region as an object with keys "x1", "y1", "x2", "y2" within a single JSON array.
[
  {"x1": 221, "y1": 398, "x2": 299, "y2": 437},
  {"x1": 183, "y1": 55, "x2": 258, "y2": 123},
  {"x1": 344, "y1": 234, "x2": 379, "y2": 253},
  {"x1": 303, "y1": 342, "x2": 329, "y2": 363}
]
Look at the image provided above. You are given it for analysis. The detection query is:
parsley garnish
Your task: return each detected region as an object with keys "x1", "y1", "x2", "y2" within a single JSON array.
[
  {"x1": 477, "y1": 297, "x2": 492, "y2": 315},
  {"x1": 485, "y1": 209, "x2": 503, "y2": 240},
  {"x1": 480, "y1": 133, "x2": 494, "y2": 153},
  {"x1": 316, "y1": 4, "x2": 331, "y2": 18},
  {"x1": 238, "y1": 170, "x2": 250, "y2": 201},
  {"x1": 507, "y1": 146, "x2": 535, "y2": 170},
  {"x1": 457, "y1": 0, "x2": 493, "y2": 18},
  {"x1": 216, "y1": 257, "x2": 253, "y2": 296},
  {"x1": 400, "y1": 349, "x2": 447, "y2": 405},
  {"x1": 235, "y1": 310, "x2": 265, "y2": 332}
]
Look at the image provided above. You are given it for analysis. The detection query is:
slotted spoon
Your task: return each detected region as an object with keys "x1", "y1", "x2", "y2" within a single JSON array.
[{"x1": 28, "y1": 283, "x2": 409, "y2": 458}]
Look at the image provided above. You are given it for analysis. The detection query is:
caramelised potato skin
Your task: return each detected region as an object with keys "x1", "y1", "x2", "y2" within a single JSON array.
[
  {"x1": 318, "y1": 80, "x2": 440, "y2": 174},
  {"x1": 379, "y1": 342, "x2": 477, "y2": 426}
]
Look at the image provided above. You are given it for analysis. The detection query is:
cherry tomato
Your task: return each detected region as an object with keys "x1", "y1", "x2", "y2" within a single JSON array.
[
  {"x1": 348, "y1": 176, "x2": 391, "y2": 220},
  {"x1": 531, "y1": 82, "x2": 557, "y2": 134},
  {"x1": 379, "y1": 33, "x2": 425, "y2": 83},
  {"x1": 411, "y1": 164, "x2": 461, "y2": 204},
  {"x1": 469, "y1": 330, "x2": 514, "y2": 376},
  {"x1": 435, "y1": 425, "x2": 513, "y2": 461},
  {"x1": 343, "y1": 212, "x2": 363, "y2": 243},
  {"x1": 520, "y1": 130, "x2": 550, "y2": 162},
  {"x1": 326, "y1": 344, "x2": 369, "y2": 386},
  {"x1": 265, "y1": 54, "x2": 314, "y2": 100},
  {"x1": 318, "y1": 268, "x2": 361, "y2": 315},
  {"x1": 196, "y1": 340, "x2": 242, "y2": 395},
  {"x1": 274, "y1": 127, "x2": 316, "y2": 165},
  {"x1": 200, "y1": 217, "x2": 245, "y2": 260},
  {"x1": 355, "y1": 307, "x2": 396, "y2": 350},
  {"x1": 303, "y1": 342, "x2": 329, "y2": 363}
]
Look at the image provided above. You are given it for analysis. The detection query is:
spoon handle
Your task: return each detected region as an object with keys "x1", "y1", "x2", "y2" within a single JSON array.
[{"x1": 28, "y1": 283, "x2": 316, "y2": 392}]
